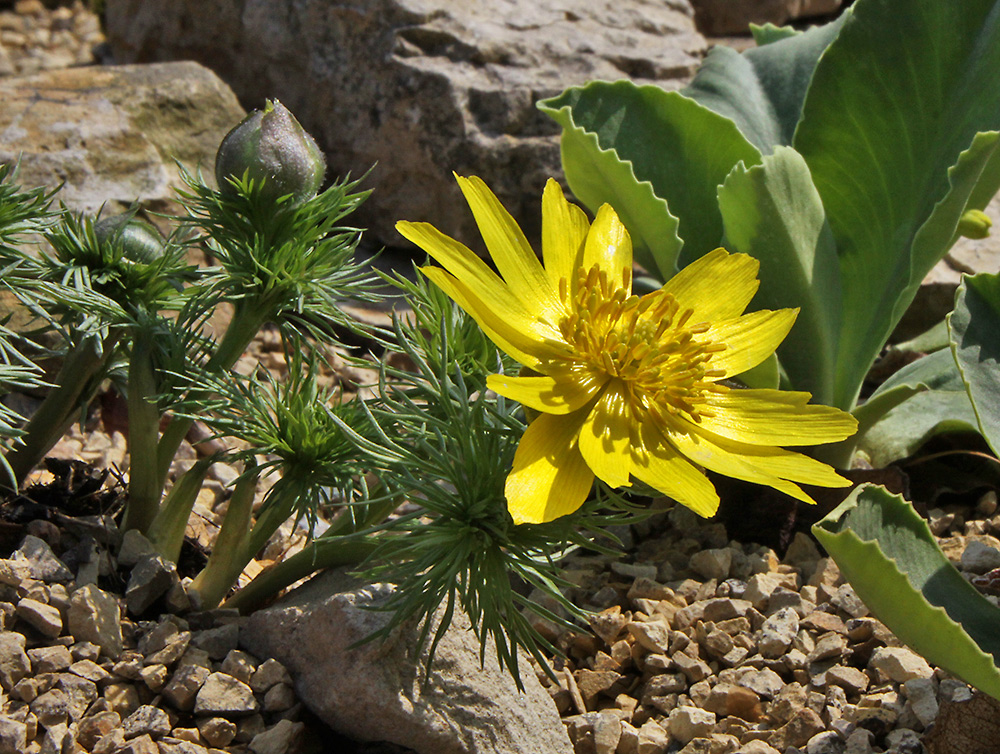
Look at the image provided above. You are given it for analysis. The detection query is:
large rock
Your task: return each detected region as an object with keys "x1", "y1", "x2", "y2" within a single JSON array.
[
  {"x1": 104, "y1": 0, "x2": 706, "y2": 250},
  {"x1": 690, "y1": 0, "x2": 843, "y2": 36},
  {"x1": 0, "y1": 61, "x2": 245, "y2": 214},
  {"x1": 239, "y1": 568, "x2": 573, "y2": 754}
]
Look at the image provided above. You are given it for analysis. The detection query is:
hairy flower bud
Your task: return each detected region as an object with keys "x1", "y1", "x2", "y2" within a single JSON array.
[
  {"x1": 215, "y1": 100, "x2": 326, "y2": 206},
  {"x1": 94, "y1": 213, "x2": 165, "y2": 264},
  {"x1": 957, "y1": 208, "x2": 993, "y2": 240}
]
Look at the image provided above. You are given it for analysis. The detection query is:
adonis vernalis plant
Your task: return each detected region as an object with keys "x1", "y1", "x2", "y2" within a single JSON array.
[{"x1": 397, "y1": 176, "x2": 857, "y2": 524}]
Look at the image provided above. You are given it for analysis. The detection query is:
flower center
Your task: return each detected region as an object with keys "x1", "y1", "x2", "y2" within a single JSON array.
[{"x1": 557, "y1": 264, "x2": 729, "y2": 421}]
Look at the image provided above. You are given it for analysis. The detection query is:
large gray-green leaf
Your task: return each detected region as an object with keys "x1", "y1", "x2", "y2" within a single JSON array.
[
  {"x1": 855, "y1": 390, "x2": 979, "y2": 468},
  {"x1": 814, "y1": 484, "x2": 1000, "y2": 701},
  {"x1": 794, "y1": 0, "x2": 1000, "y2": 410},
  {"x1": 554, "y1": 110, "x2": 681, "y2": 279},
  {"x1": 950, "y1": 272, "x2": 1000, "y2": 455},
  {"x1": 851, "y1": 348, "x2": 977, "y2": 468},
  {"x1": 718, "y1": 146, "x2": 840, "y2": 405},
  {"x1": 684, "y1": 13, "x2": 848, "y2": 154},
  {"x1": 539, "y1": 81, "x2": 761, "y2": 275}
]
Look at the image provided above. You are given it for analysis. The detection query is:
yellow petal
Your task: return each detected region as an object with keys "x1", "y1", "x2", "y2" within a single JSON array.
[
  {"x1": 577, "y1": 379, "x2": 633, "y2": 488},
  {"x1": 421, "y1": 266, "x2": 569, "y2": 368},
  {"x1": 487, "y1": 370, "x2": 606, "y2": 415},
  {"x1": 506, "y1": 412, "x2": 594, "y2": 524},
  {"x1": 456, "y1": 175, "x2": 564, "y2": 321},
  {"x1": 630, "y1": 422, "x2": 720, "y2": 517},
  {"x1": 662, "y1": 248, "x2": 760, "y2": 322},
  {"x1": 542, "y1": 179, "x2": 589, "y2": 297},
  {"x1": 665, "y1": 420, "x2": 851, "y2": 503},
  {"x1": 397, "y1": 220, "x2": 520, "y2": 313},
  {"x1": 703, "y1": 308, "x2": 798, "y2": 377},
  {"x1": 699, "y1": 389, "x2": 858, "y2": 446},
  {"x1": 582, "y1": 204, "x2": 633, "y2": 292}
]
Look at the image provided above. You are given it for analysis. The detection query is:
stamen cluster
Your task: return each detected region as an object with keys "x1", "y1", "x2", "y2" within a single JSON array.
[{"x1": 557, "y1": 264, "x2": 728, "y2": 421}]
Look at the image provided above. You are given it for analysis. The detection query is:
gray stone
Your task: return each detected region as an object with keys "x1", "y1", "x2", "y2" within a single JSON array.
[
  {"x1": 961, "y1": 539, "x2": 1000, "y2": 574},
  {"x1": 758, "y1": 607, "x2": 798, "y2": 659},
  {"x1": 105, "y1": 0, "x2": 705, "y2": 250},
  {"x1": 15, "y1": 598, "x2": 62, "y2": 637},
  {"x1": 869, "y1": 647, "x2": 933, "y2": 683},
  {"x1": 689, "y1": 548, "x2": 733, "y2": 581},
  {"x1": 240, "y1": 567, "x2": 574, "y2": 754},
  {"x1": 0, "y1": 631, "x2": 30, "y2": 690},
  {"x1": 68, "y1": 584, "x2": 123, "y2": 659},
  {"x1": 249, "y1": 719, "x2": 304, "y2": 754},
  {"x1": 13, "y1": 535, "x2": 73, "y2": 583},
  {"x1": 125, "y1": 554, "x2": 177, "y2": 615},
  {"x1": 0, "y1": 715, "x2": 27, "y2": 754},
  {"x1": 690, "y1": 0, "x2": 842, "y2": 35},
  {"x1": 117, "y1": 530, "x2": 157, "y2": 568},
  {"x1": 157, "y1": 738, "x2": 210, "y2": 754},
  {"x1": 121, "y1": 705, "x2": 171, "y2": 739},
  {"x1": 903, "y1": 677, "x2": 938, "y2": 728},
  {"x1": 806, "y1": 730, "x2": 846, "y2": 754},
  {"x1": 54, "y1": 672, "x2": 98, "y2": 720},
  {"x1": 0, "y1": 62, "x2": 244, "y2": 218},
  {"x1": 163, "y1": 663, "x2": 211, "y2": 711},
  {"x1": 191, "y1": 623, "x2": 240, "y2": 660},
  {"x1": 249, "y1": 658, "x2": 292, "y2": 694},
  {"x1": 667, "y1": 706, "x2": 715, "y2": 745},
  {"x1": 194, "y1": 672, "x2": 259, "y2": 717}
]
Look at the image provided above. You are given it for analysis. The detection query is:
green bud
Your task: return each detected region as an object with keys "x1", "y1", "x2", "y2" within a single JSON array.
[
  {"x1": 93, "y1": 213, "x2": 165, "y2": 264},
  {"x1": 215, "y1": 100, "x2": 326, "y2": 206},
  {"x1": 957, "y1": 209, "x2": 992, "y2": 240}
]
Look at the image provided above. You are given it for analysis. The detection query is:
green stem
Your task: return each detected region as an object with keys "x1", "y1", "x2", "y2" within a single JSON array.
[
  {"x1": 122, "y1": 331, "x2": 163, "y2": 534},
  {"x1": 145, "y1": 456, "x2": 214, "y2": 563},
  {"x1": 188, "y1": 468, "x2": 259, "y2": 610},
  {"x1": 223, "y1": 536, "x2": 379, "y2": 613},
  {"x1": 4, "y1": 333, "x2": 116, "y2": 486},
  {"x1": 155, "y1": 302, "x2": 271, "y2": 489}
]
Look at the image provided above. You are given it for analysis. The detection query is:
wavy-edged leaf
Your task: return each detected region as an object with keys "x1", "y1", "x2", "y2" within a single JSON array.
[
  {"x1": 794, "y1": 0, "x2": 1000, "y2": 410},
  {"x1": 553, "y1": 113, "x2": 681, "y2": 278},
  {"x1": 718, "y1": 146, "x2": 840, "y2": 405},
  {"x1": 539, "y1": 81, "x2": 761, "y2": 274},
  {"x1": 855, "y1": 389, "x2": 979, "y2": 468},
  {"x1": 814, "y1": 483, "x2": 1000, "y2": 701},
  {"x1": 846, "y1": 348, "x2": 970, "y2": 467},
  {"x1": 950, "y1": 272, "x2": 1000, "y2": 455},
  {"x1": 750, "y1": 23, "x2": 801, "y2": 46},
  {"x1": 684, "y1": 13, "x2": 848, "y2": 153}
]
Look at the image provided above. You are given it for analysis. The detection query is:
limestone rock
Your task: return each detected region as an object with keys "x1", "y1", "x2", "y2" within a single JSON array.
[
  {"x1": 104, "y1": 0, "x2": 705, "y2": 250},
  {"x1": 0, "y1": 61, "x2": 244, "y2": 214},
  {"x1": 689, "y1": 0, "x2": 843, "y2": 36},
  {"x1": 240, "y1": 567, "x2": 574, "y2": 754},
  {"x1": 67, "y1": 584, "x2": 123, "y2": 660}
]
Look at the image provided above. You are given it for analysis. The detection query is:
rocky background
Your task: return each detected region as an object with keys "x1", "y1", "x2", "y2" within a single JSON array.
[{"x1": 2, "y1": 2, "x2": 1000, "y2": 754}]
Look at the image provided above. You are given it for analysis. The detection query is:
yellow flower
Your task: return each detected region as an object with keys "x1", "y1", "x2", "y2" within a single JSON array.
[{"x1": 396, "y1": 176, "x2": 857, "y2": 524}]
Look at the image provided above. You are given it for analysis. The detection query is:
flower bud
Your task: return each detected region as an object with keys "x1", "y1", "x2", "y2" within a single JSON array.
[
  {"x1": 957, "y1": 209, "x2": 992, "y2": 240},
  {"x1": 94, "y1": 213, "x2": 165, "y2": 264},
  {"x1": 215, "y1": 100, "x2": 326, "y2": 206}
]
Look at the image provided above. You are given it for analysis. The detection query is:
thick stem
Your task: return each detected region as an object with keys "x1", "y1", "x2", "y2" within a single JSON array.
[
  {"x1": 4, "y1": 333, "x2": 115, "y2": 486},
  {"x1": 122, "y1": 332, "x2": 163, "y2": 534},
  {"x1": 145, "y1": 456, "x2": 214, "y2": 563},
  {"x1": 223, "y1": 536, "x2": 378, "y2": 613},
  {"x1": 155, "y1": 302, "x2": 271, "y2": 489},
  {"x1": 188, "y1": 469, "x2": 259, "y2": 610}
]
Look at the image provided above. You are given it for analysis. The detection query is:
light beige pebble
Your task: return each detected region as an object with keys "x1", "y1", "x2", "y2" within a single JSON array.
[
  {"x1": 636, "y1": 719, "x2": 668, "y2": 753},
  {"x1": 15, "y1": 598, "x2": 62, "y2": 637},
  {"x1": 869, "y1": 647, "x2": 934, "y2": 683},
  {"x1": 826, "y1": 665, "x2": 869, "y2": 695},
  {"x1": 689, "y1": 548, "x2": 733, "y2": 581},
  {"x1": 627, "y1": 620, "x2": 673, "y2": 655},
  {"x1": 667, "y1": 706, "x2": 715, "y2": 744}
]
